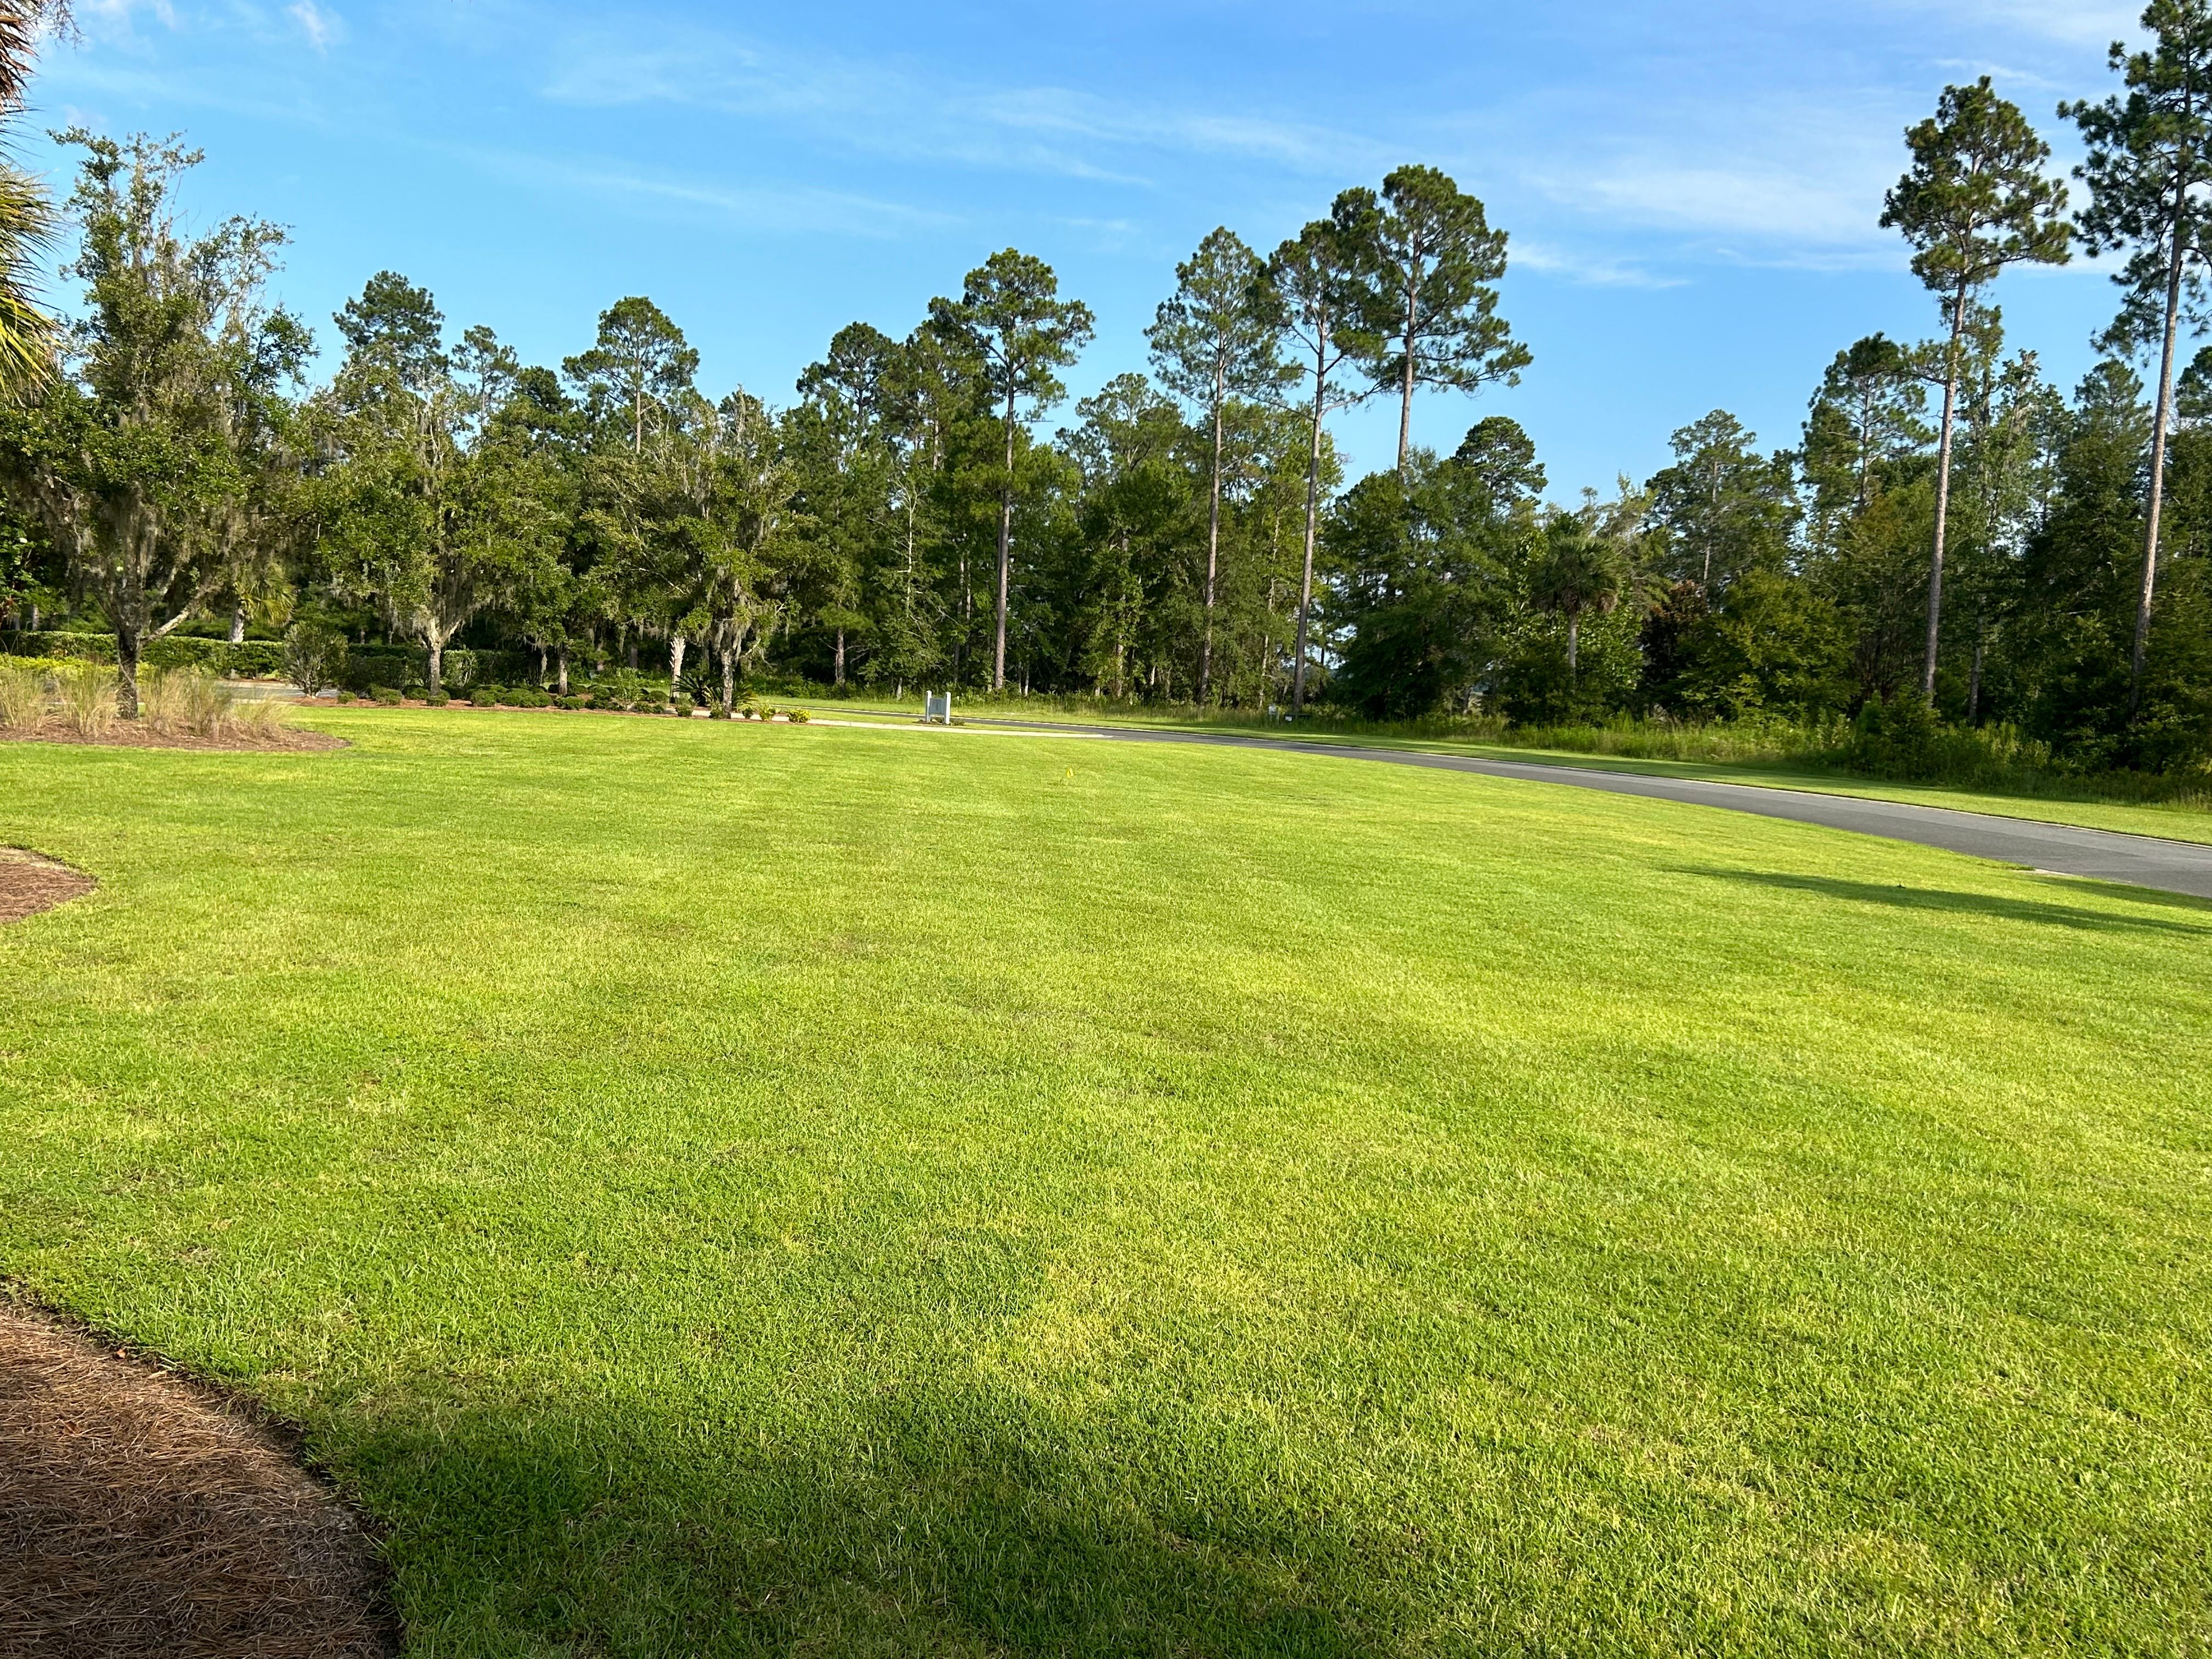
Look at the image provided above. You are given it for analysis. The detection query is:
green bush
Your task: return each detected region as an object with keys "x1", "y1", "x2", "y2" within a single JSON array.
[
  {"x1": 284, "y1": 619, "x2": 348, "y2": 695},
  {"x1": 371, "y1": 686, "x2": 403, "y2": 706},
  {"x1": 422, "y1": 690, "x2": 450, "y2": 708},
  {"x1": 470, "y1": 687, "x2": 498, "y2": 708},
  {"x1": 4, "y1": 630, "x2": 289, "y2": 678},
  {"x1": 554, "y1": 695, "x2": 585, "y2": 710},
  {"x1": 585, "y1": 668, "x2": 649, "y2": 712}
]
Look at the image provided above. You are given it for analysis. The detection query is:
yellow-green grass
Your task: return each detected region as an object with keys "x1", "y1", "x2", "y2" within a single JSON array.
[
  {"x1": 804, "y1": 698, "x2": 2212, "y2": 846},
  {"x1": 3, "y1": 709, "x2": 2209, "y2": 1656}
]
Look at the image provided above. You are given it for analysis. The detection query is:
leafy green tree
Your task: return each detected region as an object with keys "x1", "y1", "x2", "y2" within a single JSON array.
[
  {"x1": 1147, "y1": 227, "x2": 1290, "y2": 702},
  {"x1": 1262, "y1": 193, "x2": 1383, "y2": 710},
  {"x1": 5, "y1": 132, "x2": 306, "y2": 715},
  {"x1": 1528, "y1": 503, "x2": 1634, "y2": 683},
  {"x1": 563, "y1": 296, "x2": 700, "y2": 454},
  {"x1": 1802, "y1": 335, "x2": 1928, "y2": 541},
  {"x1": 1327, "y1": 417, "x2": 1541, "y2": 717},
  {"x1": 929, "y1": 250, "x2": 1093, "y2": 689},
  {"x1": 318, "y1": 283, "x2": 558, "y2": 692},
  {"x1": 1644, "y1": 412, "x2": 1797, "y2": 591},
  {"x1": 2065, "y1": 0, "x2": 2212, "y2": 708},
  {"x1": 1362, "y1": 165, "x2": 1530, "y2": 473},
  {"x1": 1882, "y1": 76, "x2": 2070, "y2": 696}
]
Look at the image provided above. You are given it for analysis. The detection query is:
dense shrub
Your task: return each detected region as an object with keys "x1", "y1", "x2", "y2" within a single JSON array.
[
  {"x1": 371, "y1": 686, "x2": 403, "y2": 705},
  {"x1": 5, "y1": 630, "x2": 288, "y2": 678},
  {"x1": 469, "y1": 687, "x2": 498, "y2": 707},
  {"x1": 422, "y1": 690, "x2": 449, "y2": 707},
  {"x1": 284, "y1": 620, "x2": 348, "y2": 694}
]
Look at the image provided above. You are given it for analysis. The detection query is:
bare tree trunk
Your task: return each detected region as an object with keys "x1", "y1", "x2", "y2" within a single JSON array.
[
  {"x1": 228, "y1": 604, "x2": 245, "y2": 644},
  {"x1": 668, "y1": 635, "x2": 686, "y2": 705},
  {"x1": 1292, "y1": 337, "x2": 1326, "y2": 714},
  {"x1": 834, "y1": 628, "x2": 846, "y2": 687},
  {"x1": 556, "y1": 645, "x2": 569, "y2": 696},
  {"x1": 1923, "y1": 289, "x2": 1966, "y2": 701},
  {"x1": 994, "y1": 387, "x2": 1015, "y2": 690},
  {"x1": 116, "y1": 625, "x2": 141, "y2": 720},
  {"x1": 537, "y1": 644, "x2": 547, "y2": 686},
  {"x1": 426, "y1": 635, "x2": 445, "y2": 696},
  {"x1": 1199, "y1": 374, "x2": 1223, "y2": 704},
  {"x1": 1967, "y1": 623, "x2": 1984, "y2": 725},
  {"x1": 1397, "y1": 268, "x2": 1420, "y2": 474},
  {"x1": 2134, "y1": 227, "x2": 2190, "y2": 714},
  {"x1": 721, "y1": 645, "x2": 735, "y2": 714},
  {"x1": 1567, "y1": 612, "x2": 1581, "y2": 680}
]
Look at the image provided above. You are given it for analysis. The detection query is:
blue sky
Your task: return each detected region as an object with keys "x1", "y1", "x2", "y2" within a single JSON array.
[{"x1": 28, "y1": 0, "x2": 2145, "y2": 498}]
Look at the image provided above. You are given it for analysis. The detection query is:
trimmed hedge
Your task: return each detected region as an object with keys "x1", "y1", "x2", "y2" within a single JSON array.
[
  {"x1": 3, "y1": 630, "x2": 537, "y2": 692},
  {"x1": 3, "y1": 630, "x2": 286, "y2": 677}
]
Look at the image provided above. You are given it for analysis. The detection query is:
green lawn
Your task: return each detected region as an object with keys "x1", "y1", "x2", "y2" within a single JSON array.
[
  {"x1": 4, "y1": 709, "x2": 2209, "y2": 1656},
  {"x1": 798, "y1": 696, "x2": 2212, "y2": 845}
]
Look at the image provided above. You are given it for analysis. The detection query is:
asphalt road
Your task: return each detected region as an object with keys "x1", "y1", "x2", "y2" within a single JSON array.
[{"x1": 964, "y1": 718, "x2": 2212, "y2": 901}]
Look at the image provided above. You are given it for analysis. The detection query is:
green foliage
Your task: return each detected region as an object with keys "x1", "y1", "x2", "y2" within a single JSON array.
[
  {"x1": 3, "y1": 629, "x2": 289, "y2": 677},
  {"x1": 283, "y1": 618, "x2": 347, "y2": 694}
]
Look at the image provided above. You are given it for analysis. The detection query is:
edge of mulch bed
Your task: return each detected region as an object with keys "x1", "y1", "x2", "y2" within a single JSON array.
[
  {"x1": 0, "y1": 847, "x2": 97, "y2": 926},
  {"x1": 0, "y1": 716, "x2": 346, "y2": 753},
  {"x1": 0, "y1": 1289, "x2": 399, "y2": 1659}
]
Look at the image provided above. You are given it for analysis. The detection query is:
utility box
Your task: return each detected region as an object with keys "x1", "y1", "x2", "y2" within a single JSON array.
[{"x1": 923, "y1": 691, "x2": 952, "y2": 725}]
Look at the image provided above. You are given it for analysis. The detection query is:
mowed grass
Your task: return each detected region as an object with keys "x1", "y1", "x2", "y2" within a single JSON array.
[
  {"x1": 3, "y1": 709, "x2": 2210, "y2": 1657},
  {"x1": 804, "y1": 698, "x2": 2212, "y2": 845}
]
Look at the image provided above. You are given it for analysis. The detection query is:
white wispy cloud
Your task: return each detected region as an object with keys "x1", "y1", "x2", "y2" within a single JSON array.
[
  {"x1": 286, "y1": 0, "x2": 343, "y2": 53},
  {"x1": 535, "y1": 23, "x2": 1387, "y2": 187}
]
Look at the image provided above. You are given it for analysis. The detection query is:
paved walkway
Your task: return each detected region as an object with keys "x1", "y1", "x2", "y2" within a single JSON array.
[{"x1": 945, "y1": 718, "x2": 2212, "y2": 900}]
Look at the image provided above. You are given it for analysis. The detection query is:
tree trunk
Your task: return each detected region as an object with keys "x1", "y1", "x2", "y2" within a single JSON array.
[
  {"x1": 116, "y1": 624, "x2": 141, "y2": 720},
  {"x1": 556, "y1": 645, "x2": 569, "y2": 696},
  {"x1": 2134, "y1": 221, "x2": 2190, "y2": 714},
  {"x1": 1923, "y1": 289, "x2": 1966, "y2": 701},
  {"x1": 426, "y1": 635, "x2": 445, "y2": 696},
  {"x1": 1397, "y1": 265, "x2": 1420, "y2": 474},
  {"x1": 1566, "y1": 612, "x2": 1581, "y2": 680},
  {"x1": 1200, "y1": 373, "x2": 1223, "y2": 704},
  {"x1": 228, "y1": 604, "x2": 245, "y2": 645},
  {"x1": 995, "y1": 387, "x2": 1015, "y2": 690},
  {"x1": 1967, "y1": 624, "x2": 1984, "y2": 725},
  {"x1": 537, "y1": 644, "x2": 547, "y2": 686},
  {"x1": 721, "y1": 645, "x2": 735, "y2": 714},
  {"x1": 669, "y1": 634, "x2": 686, "y2": 704},
  {"x1": 834, "y1": 628, "x2": 846, "y2": 687},
  {"x1": 1292, "y1": 335, "x2": 1326, "y2": 714}
]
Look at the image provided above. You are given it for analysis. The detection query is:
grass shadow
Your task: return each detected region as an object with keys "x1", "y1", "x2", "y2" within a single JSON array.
[
  {"x1": 344, "y1": 1386, "x2": 1393, "y2": 1657},
  {"x1": 1673, "y1": 867, "x2": 2210, "y2": 935}
]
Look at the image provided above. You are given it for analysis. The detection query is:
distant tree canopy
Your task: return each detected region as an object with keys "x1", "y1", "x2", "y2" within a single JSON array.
[{"x1": 8, "y1": 9, "x2": 2212, "y2": 773}]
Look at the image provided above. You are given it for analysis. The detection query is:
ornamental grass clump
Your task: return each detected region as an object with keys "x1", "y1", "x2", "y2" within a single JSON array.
[
  {"x1": 58, "y1": 663, "x2": 116, "y2": 739},
  {"x1": 0, "y1": 663, "x2": 45, "y2": 731},
  {"x1": 138, "y1": 668, "x2": 227, "y2": 738},
  {"x1": 140, "y1": 668, "x2": 234, "y2": 737},
  {"x1": 232, "y1": 697, "x2": 286, "y2": 741}
]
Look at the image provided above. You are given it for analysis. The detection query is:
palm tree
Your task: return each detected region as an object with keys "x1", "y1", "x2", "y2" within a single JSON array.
[
  {"x1": 0, "y1": 2, "x2": 64, "y2": 399},
  {"x1": 1528, "y1": 512, "x2": 1631, "y2": 682}
]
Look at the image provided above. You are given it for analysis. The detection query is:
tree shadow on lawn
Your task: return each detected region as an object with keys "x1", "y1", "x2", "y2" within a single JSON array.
[
  {"x1": 348, "y1": 1387, "x2": 1390, "y2": 1657},
  {"x1": 1673, "y1": 867, "x2": 2210, "y2": 935}
]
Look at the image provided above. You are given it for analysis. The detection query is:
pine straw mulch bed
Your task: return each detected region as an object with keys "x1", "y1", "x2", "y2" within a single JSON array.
[
  {"x1": 0, "y1": 715, "x2": 343, "y2": 753},
  {"x1": 0, "y1": 1300, "x2": 396, "y2": 1659},
  {"x1": 0, "y1": 848, "x2": 97, "y2": 925}
]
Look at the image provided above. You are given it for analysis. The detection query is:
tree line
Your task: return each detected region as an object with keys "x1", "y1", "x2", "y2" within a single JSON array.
[{"x1": 4, "y1": 0, "x2": 2212, "y2": 774}]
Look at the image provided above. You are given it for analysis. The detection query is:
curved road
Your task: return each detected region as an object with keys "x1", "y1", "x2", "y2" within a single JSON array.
[{"x1": 952, "y1": 717, "x2": 2212, "y2": 900}]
